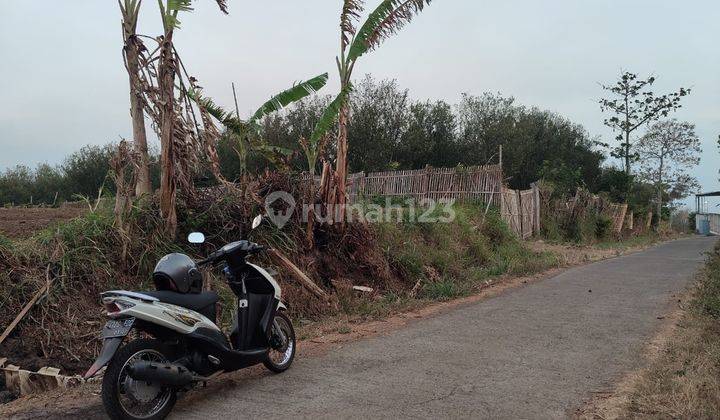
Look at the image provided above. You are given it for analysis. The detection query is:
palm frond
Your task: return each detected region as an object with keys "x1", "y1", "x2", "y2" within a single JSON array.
[
  {"x1": 248, "y1": 73, "x2": 329, "y2": 125},
  {"x1": 348, "y1": 0, "x2": 431, "y2": 62},
  {"x1": 308, "y1": 84, "x2": 352, "y2": 146},
  {"x1": 188, "y1": 88, "x2": 245, "y2": 134},
  {"x1": 340, "y1": 0, "x2": 365, "y2": 49},
  {"x1": 249, "y1": 140, "x2": 294, "y2": 169},
  {"x1": 162, "y1": 0, "x2": 194, "y2": 30},
  {"x1": 166, "y1": 0, "x2": 193, "y2": 13},
  {"x1": 119, "y1": 0, "x2": 142, "y2": 33},
  {"x1": 214, "y1": 0, "x2": 228, "y2": 14},
  {"x1": 252, "y1": 142, "x2": 293, "y2": 157}
]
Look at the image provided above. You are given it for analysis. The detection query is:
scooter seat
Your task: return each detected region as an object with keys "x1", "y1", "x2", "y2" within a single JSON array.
[{"x1": 141, "y1": 290, "x2": 219, "y2": 322}]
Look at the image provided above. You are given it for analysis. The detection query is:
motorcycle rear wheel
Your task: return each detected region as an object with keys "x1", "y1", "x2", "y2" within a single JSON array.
[
  {"x1": 263, "y1": 311, "x2": 296, "y2": 373},
  {"x1": 102, "y1": 338, "x2": 177, "y2": 420}
]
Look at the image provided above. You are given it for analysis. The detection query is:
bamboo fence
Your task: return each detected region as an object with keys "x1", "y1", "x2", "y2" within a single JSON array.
[
  {"x1": 302, "y1": 165, "x2": 540, "y2": 238},
  {"x1": 346, "y1": 165, "x2": 503, "y2": 205}
]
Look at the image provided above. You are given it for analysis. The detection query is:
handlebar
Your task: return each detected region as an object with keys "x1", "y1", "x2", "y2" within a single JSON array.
[
  {"x1": 195, "y1": 255, "x2": 216, "y2": 267},
  {"x1": 196, "y1": 242, "x2": 266, "y2": 267}
]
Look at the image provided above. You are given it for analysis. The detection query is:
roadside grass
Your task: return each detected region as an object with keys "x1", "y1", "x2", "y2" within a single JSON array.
[
  {"x1": 594, "y1": 231, "x2": 679, "y2": 251},
  {"x1": 0, "y1": 233, "x2": 12, "y2": 249},
  {"x1": 540, "y1": 224, "x2": 674, "y2": 251},
  {"x1": 319, "y1": 203, "x2": 682, "y2": 338},
  {"x1": 621, "y1": 240, "x2": 720, "y2": 418},
  {"x1": 345, "y1": 203, "x2": 559, "y2": 312},
  {"x1": 1, "y1": 195, "x2": 674, "y2": 376}
]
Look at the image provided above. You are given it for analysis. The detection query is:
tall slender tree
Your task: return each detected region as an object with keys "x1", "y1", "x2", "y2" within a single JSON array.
[
  {"x1": 637, "y1": 120, "x2": 701, "y2": 229},
  {"x1": 309, "y1": 0, "x2": 433, "y2": 223},
  {"x1": 119, "y1": 0, "x2": 151, "y2": 195},
  {"x1": 599, "y1": 71, "x2": 690, "y2": 175}
]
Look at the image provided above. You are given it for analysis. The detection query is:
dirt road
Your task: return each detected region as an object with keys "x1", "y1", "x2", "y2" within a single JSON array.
[{"x1": 5, "y1": 236, "x2": 716, "y2": 419}]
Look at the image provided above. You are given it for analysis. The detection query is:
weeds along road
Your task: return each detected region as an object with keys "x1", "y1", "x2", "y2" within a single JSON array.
[{"x1": 168, "y1": 236, "x2": 717, "y2": 419}]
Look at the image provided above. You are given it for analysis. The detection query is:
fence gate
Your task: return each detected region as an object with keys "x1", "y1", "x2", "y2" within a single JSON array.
[
  {"x1": 500, "y1": 187, "x2": 522, "y2": 237},
  {"x1": 500, "y1": 186, "x2": 540, "y2": 239},
  {"x1": 519, "y1": 189, "x2": 535, "y2": 239}
]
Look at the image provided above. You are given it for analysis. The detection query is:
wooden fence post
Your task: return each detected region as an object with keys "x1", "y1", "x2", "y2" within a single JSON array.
[
  {"x1": 516, "y1": 189, "x2": 523, "y2": 237},
  {"x1": 423, "y1": 165, "x2": 432, "y2": 200},
  {"x1": 615, "y1": 204, "x2": 628, "y2": 234},
  {"x1": 531, "y1": 182, "x2": 540, "y2": 236},
  {"x1": 500, "y1": 186, "x2": 506, "y2": 221}
]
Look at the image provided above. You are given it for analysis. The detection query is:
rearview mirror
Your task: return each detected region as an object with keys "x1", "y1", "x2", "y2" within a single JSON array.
[
  {"x1": 251, "y1": 215, "x2": 263, "y2": 230},
  {"x1": 187, "y1": 232, "x2": 205, "y2": 244}
]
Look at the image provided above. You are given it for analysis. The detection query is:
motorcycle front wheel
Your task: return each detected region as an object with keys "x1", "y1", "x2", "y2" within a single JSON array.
[
  {"x1": 101, "y1": 338, "x2": 177, "y2": 420},
  {"x1": 263, "y1": 311, "x2": 296, "y2": 373}
]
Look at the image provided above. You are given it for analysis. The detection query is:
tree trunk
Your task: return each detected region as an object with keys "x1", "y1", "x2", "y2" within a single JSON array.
[
  {"x1": 654, "y1": 158, "x2": 665, "y2": 231},
  {"x1": 623, "y1": 87, "x2": 631, "y2": 176},
  {"x1": 334, "y1": 103, "x2": 349, "y2": 224},
  {"x1": 158, "y1": 33, "x2": 177, "y2": 236},
  {"x1": 624, "y1": 130, "x2": 631, "y2": 176},
  {"x1": 125, "y1": 37, "x2": 152, "y2": 196},
  {"x1": 120, "y1": 2, "x2": 151, "y2": 196},
  {"x1": 655, "y1": 186, "x2": 662, "y2": 232}
]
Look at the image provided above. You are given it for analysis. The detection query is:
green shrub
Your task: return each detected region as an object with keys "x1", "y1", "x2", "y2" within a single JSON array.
[
  {"x1": 480, "y1": 209, "x2": 512, "y2": 246},
  {"x1": 595, "y1": 215, "x2": 613, "y2": 240},
  {"x1": 375, "y1": 202, "x2": 557, "y2": 301},
  {"x1": 0, "y1": 234, "x2": 12, "y2": 250},
  {"x1": 423, "y1": 280, "x2": 459, "y2": 300},
  {"x1": 688, "y1": 212, "x2": 697, "y2": 233},
  {"x1": 0, "y1": 144, "x2": 118, "y2": 206},
  {"x1": 549, "y1": 210, "x2": 614, "y2": 244},
  {"x1": 541, "y1": 214, "x2": 563, "y2": 242}
]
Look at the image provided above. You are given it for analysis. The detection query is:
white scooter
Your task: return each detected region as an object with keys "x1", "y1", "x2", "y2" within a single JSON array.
[{"x1": 84, "y1": 215, "x2": 295, "y2": 420}]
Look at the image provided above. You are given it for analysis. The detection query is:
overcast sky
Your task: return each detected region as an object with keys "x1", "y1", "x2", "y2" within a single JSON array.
[{"x1": 1, "y1": 0, "x2": 718, "y2": 208}]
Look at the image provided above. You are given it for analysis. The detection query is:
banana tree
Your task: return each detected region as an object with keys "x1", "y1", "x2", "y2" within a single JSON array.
[
  {"x1": 309, "y1": 0, "x2": 432, "y2": 222},
  {"x1": 152, "y1": 0, "x2": 228, "y2": 235},
  {"x1": 119, "y1": 0, "x2": 151, "y2": 196},
  {"x1": 190, "y1": 73, "x2": 329, "y2": 176}
]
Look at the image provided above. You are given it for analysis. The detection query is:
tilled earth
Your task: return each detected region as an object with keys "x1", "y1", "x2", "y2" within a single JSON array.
[{"x1": 0, "y1": 207, "x2": 86, "y2": 238}]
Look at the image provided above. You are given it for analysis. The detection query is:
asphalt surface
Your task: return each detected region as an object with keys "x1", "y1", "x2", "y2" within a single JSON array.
[{"x1": 168, "y1": 236, "x2": 716, "y2": 419}]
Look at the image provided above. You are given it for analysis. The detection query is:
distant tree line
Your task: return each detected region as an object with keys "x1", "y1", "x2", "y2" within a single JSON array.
[
  {"x1": 0, "y1": 74, "x2": 697, "y2": 218},
  {"x1": 0, "y1": 145, "x2": 159, "y2": 206},
  {"x1": 257, "y1": 75, "x2": 611, "y2": 195}
]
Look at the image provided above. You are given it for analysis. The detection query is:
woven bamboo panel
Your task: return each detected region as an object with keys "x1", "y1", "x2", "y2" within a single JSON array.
[
  {"x1": 347, "y1": 165, "x2": 503, "y2": 205},
  {"x1": 500, "y1": 187, "x2": 522, "y2": 236},
  {"x1": 299, "y1": 165, "x2": 540, "y2": 237}
]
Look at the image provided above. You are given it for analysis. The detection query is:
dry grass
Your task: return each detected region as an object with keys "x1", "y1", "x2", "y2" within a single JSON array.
[
  {"x1": 622, "y1": 242, "x2": 720, "y2": 418},
  {"x1": 623, "y1": 315, "x2": 720, "y2": 418},
  {"x1": 581, "y1": 241, "x2": 720, "y2": 419}
]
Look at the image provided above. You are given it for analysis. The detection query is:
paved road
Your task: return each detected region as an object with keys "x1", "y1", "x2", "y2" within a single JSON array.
[{"x1": 168, "y1": 236, "x2": 716, "y2": 419}]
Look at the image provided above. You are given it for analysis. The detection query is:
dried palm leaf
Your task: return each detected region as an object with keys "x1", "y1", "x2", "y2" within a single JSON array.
[
  {"x1": 348, "y1": 0, "x2": 431, "y2": 62},
  {"x1": 340, "y1": 0, "x2": 365, "y2": 49}
]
